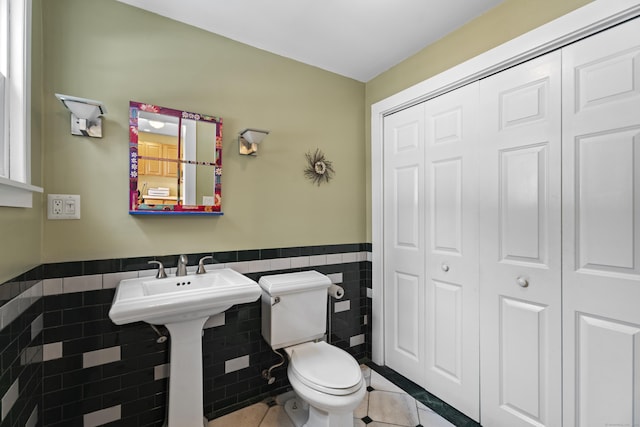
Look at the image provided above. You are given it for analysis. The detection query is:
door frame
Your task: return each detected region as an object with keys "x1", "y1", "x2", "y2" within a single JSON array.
[{"x1": 371, "y1": 0, "x2": 640, "y2": 364}]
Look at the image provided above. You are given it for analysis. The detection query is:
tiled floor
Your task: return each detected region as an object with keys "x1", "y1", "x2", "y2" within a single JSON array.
[{"x1": 209, "y1": 366, "x2": 455, "y2": 427}]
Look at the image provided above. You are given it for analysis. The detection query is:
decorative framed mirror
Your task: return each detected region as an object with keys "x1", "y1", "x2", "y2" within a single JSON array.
[{"x1": 128, "y1": 101, "x2": 223, "y2": 215}]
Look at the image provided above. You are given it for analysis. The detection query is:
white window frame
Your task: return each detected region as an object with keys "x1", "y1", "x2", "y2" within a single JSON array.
[{"x1": 0, "y1": 0, "x2": 42, "y2": 208}]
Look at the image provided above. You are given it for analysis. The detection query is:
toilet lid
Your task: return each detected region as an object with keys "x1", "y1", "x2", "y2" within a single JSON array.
[{"x1": 288, "y1": 341, "x2": 363, "y2": 396}]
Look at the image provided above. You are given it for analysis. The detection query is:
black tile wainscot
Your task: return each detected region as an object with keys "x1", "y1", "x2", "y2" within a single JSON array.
[
  {"x1": 0, "y1": 267, "x2": 44, "y2": 427},
  {"x1": 0, "y1": 243, "x2": 372, "y2": 427}
]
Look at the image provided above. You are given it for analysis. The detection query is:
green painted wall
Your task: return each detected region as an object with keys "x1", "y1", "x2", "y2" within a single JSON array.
[
  {"x1": 40, "y1": 0, "x2": 366, "y2": 262},
  {"x1": 0, "y1": 0, "x2": 44, "y2": 283},
  {"x1": 0, "y1": 0, "x2": 597, "y2": 280},
  {"x1": 363, "y1": 0, "x2": 593, "y2": 241}
]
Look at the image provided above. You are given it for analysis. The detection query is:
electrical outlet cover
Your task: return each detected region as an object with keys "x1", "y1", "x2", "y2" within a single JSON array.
[
  {"x1": 48, "y1": 194, "x2": 81, "y2": 220},
  {"x1": 52, "y1": 199, "x2": 63, "y2": 215}
]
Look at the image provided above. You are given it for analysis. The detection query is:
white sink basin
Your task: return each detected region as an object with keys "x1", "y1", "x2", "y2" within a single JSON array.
[
  {"x1": 109, "y1": 268, "x2": 261, "y2": 325},
  {"x1": 108, "y1": 267, "x2": 262, "y2": 427}
]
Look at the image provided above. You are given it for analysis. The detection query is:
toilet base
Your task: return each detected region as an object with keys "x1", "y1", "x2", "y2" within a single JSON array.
[
  {"x1": 284, "y1": 397, "x2": 309, "y2": 427},
  {"x1": 306, "y1": 405, "x2": 352, "y2": 427},
  {"x1": 161, "y1": 417, "x2": 206, "y2": 427},
  {"x1": 283, "y1": 395, "x2": 355, "y2": 427}
]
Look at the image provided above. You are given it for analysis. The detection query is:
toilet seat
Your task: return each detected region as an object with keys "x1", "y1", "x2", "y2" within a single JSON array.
[{"x1": 286, "y1": 341, "x2": 363, "y2": 396}]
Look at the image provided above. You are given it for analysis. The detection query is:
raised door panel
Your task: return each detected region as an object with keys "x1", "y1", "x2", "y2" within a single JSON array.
[
  {"x1": 163, "y1": 145, "x2": 178, "y2": 177},
  {"x1": 499, "y1": 297, "x2": 549, "y2": 425},
  {"x1": 562, "y1": 18, "x2": 640, "y2": 427},
  {"x1": 499, "y1": 144, "x2": 549, "y2": 265},
  {"x1": 391, "y1": 272, "x2": 421, "y2": 361},
  {"x1": 432, "y1": 280, "x2": 462, "y2": 380},
  {"x1": 395, "y1": 166, "x2": 420, "y2": 249},
  {"x1": 424, "y1": 82, "x2": 480, "y2": 420},
  {"x1": 432, "y1": 159, "x2": 462, "y2": 254},
  {"x1": 383, "y1": 104, "x2": 426, "y2": 382},
  {"x1": 576, "y1": 130, "x2": 638, "y2": 273},
  {"x1": 576, "y1": 315, "x2": 640, "y2": 427},
  {"x1": 144, "y1": 142, "x2": 162, "y2": 176},
  {"x1": 138, "y1": 141, "x2": 147, "y2": 174},
  {"x1": 479, "y1": 51, "x2": 562, "y2": 427}
]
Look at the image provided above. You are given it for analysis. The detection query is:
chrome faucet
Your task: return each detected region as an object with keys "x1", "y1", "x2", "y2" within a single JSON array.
[
  {"x1": 176, "y1": 254, "x2": 188, "y2": 276},
  {"x1": 147, "y1": 260, "x2": 167, "y2": 279},
  {"x1": 196, "y1": 255, "x2": 213, "y2": 274}
]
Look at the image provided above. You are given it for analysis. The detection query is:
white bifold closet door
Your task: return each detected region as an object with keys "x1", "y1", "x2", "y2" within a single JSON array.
[
  {"x1": 423, "y1": 83, "x2": 480, "y2": 421},
  {"x1": 383, "y1": 103, "x2": 427, "y2": 383},
  {"x1": 478, "y1": 51, "x2": 563, "y2": 427},
  {"x1": 383, "y1": 84, "x2": 480, "y2": 421},
  {"x1": 561, "y1": 17, "x2": 640, "y2": 427}
]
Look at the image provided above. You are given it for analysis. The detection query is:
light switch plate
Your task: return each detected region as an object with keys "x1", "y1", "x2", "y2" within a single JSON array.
[{"x1": 48, "y1": 194, "x2": 81, "y2": 220}]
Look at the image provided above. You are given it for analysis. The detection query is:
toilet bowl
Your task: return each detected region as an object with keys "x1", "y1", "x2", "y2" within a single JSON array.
[
  {"x1": 284, "y1": 341, "x2": 366, "y2": 427},
  {"x1": 259, "y1": 271, "x2": 366, "y2": 427}
]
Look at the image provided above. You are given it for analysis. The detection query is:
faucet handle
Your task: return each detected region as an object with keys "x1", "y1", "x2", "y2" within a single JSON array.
[
  {"x1": 148, "y1": 260, "x2": 167, "y2": 279},
  {"x1": 197, "y1": 256, "x2": 213, "y2": 274}
]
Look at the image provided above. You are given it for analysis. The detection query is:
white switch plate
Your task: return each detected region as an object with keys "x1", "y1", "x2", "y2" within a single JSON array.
[{"x1": 48, "y1": 194, "x2": 81, "y2": 220}]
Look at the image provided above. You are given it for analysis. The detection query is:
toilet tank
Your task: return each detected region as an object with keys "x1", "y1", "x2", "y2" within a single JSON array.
[{"x1": 259, "y1": 271, "x2": 332, "y2": 350}]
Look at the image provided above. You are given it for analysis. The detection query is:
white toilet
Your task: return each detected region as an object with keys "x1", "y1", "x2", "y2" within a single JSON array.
[{"x1": 259, "y1": 271, "x2": 366, "y2": 427}]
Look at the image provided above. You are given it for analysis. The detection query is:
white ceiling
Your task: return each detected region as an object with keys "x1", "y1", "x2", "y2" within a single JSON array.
[{"x1": 116, "y1": 0, "x2": 503, "y2": 82}]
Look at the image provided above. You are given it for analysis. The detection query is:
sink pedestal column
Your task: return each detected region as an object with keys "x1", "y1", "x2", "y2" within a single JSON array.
[{"x1": 164, "y1": 317, "x2": 209, "y2": 427}]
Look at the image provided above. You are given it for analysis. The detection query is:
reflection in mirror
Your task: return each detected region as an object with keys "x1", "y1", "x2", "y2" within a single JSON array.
[
  {"x1": 129, "y1": 101, "x2": 223, "y2": 215},
  {"x1": 180, "y1": 118, "x2": 218, "y2": 206}
]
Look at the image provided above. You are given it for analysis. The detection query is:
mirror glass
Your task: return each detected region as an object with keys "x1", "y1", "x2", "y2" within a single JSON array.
[{"x1": 129, "y1": 101, "x2": 223, "y2": 215}]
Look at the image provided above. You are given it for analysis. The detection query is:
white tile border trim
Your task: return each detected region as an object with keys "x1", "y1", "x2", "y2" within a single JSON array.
[
  {"x1": 83, "y1": 404, "x2": 121, "y2": 427},
  {"x1": 43, "y1": 278, "x2": 62, "y2": 296},
  {"x1": 203, "y1": 312, "x2": 225, "y2": 329},
  {"x1": 43, "y1": 342, "x2": 63, "y2": 361},
  {"x1": 350, "y1": 334, "x2": 365, "y2": 347},
  {"x1": 0, "y1": 281, "x2": 43, "y2": 332},
  {"x1": 290, "y1": 256, "x2": 310, "y2": 269},
  {"x1": 63, "y1": 274, "x2": 102, "y2": 294},
  {"x1": 334, "y1": 300, "x2": 351, "y2": 313},
  {"x1": 31, "y1": 313, "x2": 43, "y2": 339},
  {"x1": 225, "y1": 355, "x2": 250, "y2": 374},
  {"x1": 154, "y1": 363, "x2": 170, "y2": 380},
  {"x1": 25, "y1": 405, "x2": 38, "y2": 427},
  {"x1": 30, "y1": 251, "x2": 371, "y2": 297},
  {"x1": 327, "y1": 273, "x2": 343, "y2": 284},
  {"x1": 1, "y1": 378, "x2": 18, "y2": 421},
  {"x1": 83, "y1": 346, "x2": 121, "y2": 369}
]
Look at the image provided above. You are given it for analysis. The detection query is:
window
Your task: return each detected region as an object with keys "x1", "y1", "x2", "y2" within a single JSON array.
[
  {"x1": 0, "y1": 0, "x2": 42, "y2": 207},
  {"x1": 0, "y1": 0, "x2": 10, "y2": 177}
]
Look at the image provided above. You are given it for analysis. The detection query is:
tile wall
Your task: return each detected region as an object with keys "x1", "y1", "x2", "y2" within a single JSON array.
[
  {"x1": 0, "y1": 243, "x2": 372, "y2": 427},
  {"x1": 0, "y1": 269, "x2": 44, "y2": 427}
]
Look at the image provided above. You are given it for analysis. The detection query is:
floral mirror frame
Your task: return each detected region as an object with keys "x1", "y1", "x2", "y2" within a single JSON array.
[{"x1": 128, "y1": 101, "x2": 223, "y2": 216}]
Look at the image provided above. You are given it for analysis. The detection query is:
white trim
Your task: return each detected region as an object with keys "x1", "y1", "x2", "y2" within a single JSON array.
[
  {"x1": 370, "y1": 0, "x2": 640, "y2": 365},
  {"x1": 0, "y1": 176, "x2": 42, "y2": 207},
  {"x1": 8, "y1": 0, "x2": 30, "y2": 183},
  {"x1": 0, "y1": 0, "x2": 8, "y2": 178},
  {"x1": 0, "y1": 0, "x2": 40, "y2": 208}
]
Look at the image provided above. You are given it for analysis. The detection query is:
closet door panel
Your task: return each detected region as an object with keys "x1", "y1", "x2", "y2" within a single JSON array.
[
  {"x1": 424, "y1": 83, "x2": 480, "y2": 420},
  {"x1": 383, "y1": 104, "x2": 426, "y2": 382},
  {"x1": 392, "y1": 272, "x2": 420, "y2": 357},
  {"x1": 432, "y1": 159, "x2": 462, "y2": 253},
  {"x1": 479, "y1": 51, "x2": 562, "y2": 427},
  {"x1": 499, "y1": 297, "x2": 549, "y2": 420},
  {"x1": 395, "y1": 166, "x2": 420, "y2": 248},
  {"x1": 562, "y1": 17, "x2": 640, "y2": 427},
  {"x1": 577, "y1": 131, "x2": 638, "y2": 272},
  {"x1": 499, "y1": 144, "x2": 549, "y2": 264},
  {"x1": 432, "y1": 279, "x2": 462, "y2": 378},
  {"x1": 576, "y1": 314, "x2": 640, "y2": 427}
]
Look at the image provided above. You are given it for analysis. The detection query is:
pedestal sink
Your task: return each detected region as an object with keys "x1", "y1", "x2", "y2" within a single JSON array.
[{"x1": 109, "y1": 268, "x2": 261, "y2": 427}]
